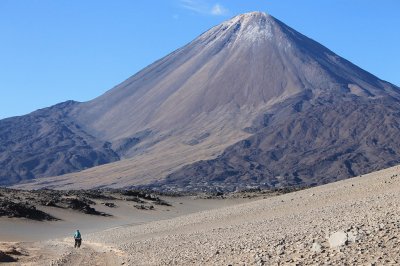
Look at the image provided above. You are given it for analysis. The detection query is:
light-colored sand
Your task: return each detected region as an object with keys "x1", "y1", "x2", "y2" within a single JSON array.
[
  {"x1": 3, "y1": 164, "x2": 400, "y2": 265},
  {"x1": 0, "y1": 196, "x2": 247, "y2": 242}
]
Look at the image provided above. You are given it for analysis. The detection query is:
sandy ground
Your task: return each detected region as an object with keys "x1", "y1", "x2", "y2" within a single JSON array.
[
  {"x1": 2, "y1": 164, "x2": 400, "y2": 265},
  {"x1": 0, "y1": 196, "x2": 246, "y2": 242},
  {"x1": 0, "y1": 196, "x2": 255, "y2": 265}
]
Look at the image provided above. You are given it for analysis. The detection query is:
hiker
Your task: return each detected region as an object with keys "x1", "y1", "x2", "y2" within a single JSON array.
[{"x1": 74, "y1": 229, "x2": 82, "y2": 248}]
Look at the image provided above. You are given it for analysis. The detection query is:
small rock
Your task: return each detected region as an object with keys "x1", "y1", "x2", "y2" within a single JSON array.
[
  {"x1": 311, "y1": 242, "x2": 322, "y2": 253},
  {"x1": 328, "y1": 231, "x2": 347, "y2": 248},
  {"x1": 347, "y1": 231, "x2": 358, "y2": 243},
  {"x1": 276, "y1": 245, "x2": 285, "y2": 255},
  {"x1": 102, "y1": 202, "x2": 116, "y2": 208}
]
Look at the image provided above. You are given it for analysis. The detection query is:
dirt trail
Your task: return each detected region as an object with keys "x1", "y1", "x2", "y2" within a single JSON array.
[
  {"x1": 50, "y1": 240, "x2": 122, "y2": 266},
  {"x1": 3, "y1": 239, "x2": 123, "y2": 266}
]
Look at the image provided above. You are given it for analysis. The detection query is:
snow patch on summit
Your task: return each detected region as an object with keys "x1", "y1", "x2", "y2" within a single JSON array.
[
  {"x1": 237, "y1": 20, "x2": 273, "y2": 44},
  {"x1": 198, "y1": 12, "x2": 275, "y2": 49},
  {"x1": 225, "y1": 12, "x2": 274, "y2": 46}
]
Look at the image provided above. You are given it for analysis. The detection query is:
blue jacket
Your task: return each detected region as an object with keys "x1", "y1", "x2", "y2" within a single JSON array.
[{"x1": 74, "y1": 231, "x2": 81, "y2": 239}]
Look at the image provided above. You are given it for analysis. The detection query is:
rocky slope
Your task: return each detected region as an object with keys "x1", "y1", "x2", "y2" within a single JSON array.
[
  {"x1": 161, "y1": 91, "x2": 400, "y2": 192},
  {"x1": 83, "y1": 165, "x2": 400, "y2": 265},
  {"x1": 4, "y1": 11, "x2": 400, "y2": 190}
]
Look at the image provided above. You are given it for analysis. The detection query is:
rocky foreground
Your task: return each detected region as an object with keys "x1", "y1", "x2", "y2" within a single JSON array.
[{"x1": 80, "y1": 165, "x2": 400, "y2": 265}]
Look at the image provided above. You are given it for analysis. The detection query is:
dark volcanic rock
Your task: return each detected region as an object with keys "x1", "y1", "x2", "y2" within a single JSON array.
[
  {"x1": 0, "y1": 199, "x2": 58, "y2": 221},
  {"x1": 0, "y1": 251, "x2": 17, "y2": 263},
  {"x1": 64, "y1": 198, "x2": 107, "y2": 215},
  {"x1": 122, "y1": 190, "x2": 157, "y2": 200},
  {"x1": 102, "y1": 202, "x2": 116, "y2": 208},
  {"x1": 134, "y1": 204, "x2": 154, "y2": 210},
  {"x1": 0, "y1": 188, "x2": 117, "y2": 218},
  {"x1": 122, "y1": 190, "x2": 170, "y2": 205},
  {"x1": 77, "y1": 190, "x2": 116, "y2": 200},
  {"x1": 0, "y1": 101, "x2": 120, "y2": 185}
]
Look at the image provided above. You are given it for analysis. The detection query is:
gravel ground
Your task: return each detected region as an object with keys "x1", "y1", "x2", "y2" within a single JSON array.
[{"x1": 83, "y1": 165, "x2": 400, "y2": 265}]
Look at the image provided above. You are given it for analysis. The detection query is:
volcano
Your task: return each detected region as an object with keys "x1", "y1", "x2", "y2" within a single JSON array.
[{"x1": 2, "y1": 12, "x2": 400, "y2": 191}]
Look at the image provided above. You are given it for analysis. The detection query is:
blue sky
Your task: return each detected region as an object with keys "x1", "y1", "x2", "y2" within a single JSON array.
[{"x1": 1, "y1": 0, "x2": 399, "y2": 119}]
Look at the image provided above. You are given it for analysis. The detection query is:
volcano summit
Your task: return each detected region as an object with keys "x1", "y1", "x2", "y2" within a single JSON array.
[{"x1": 2, "y1": 12, "x2": 400, "y2": 191}]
